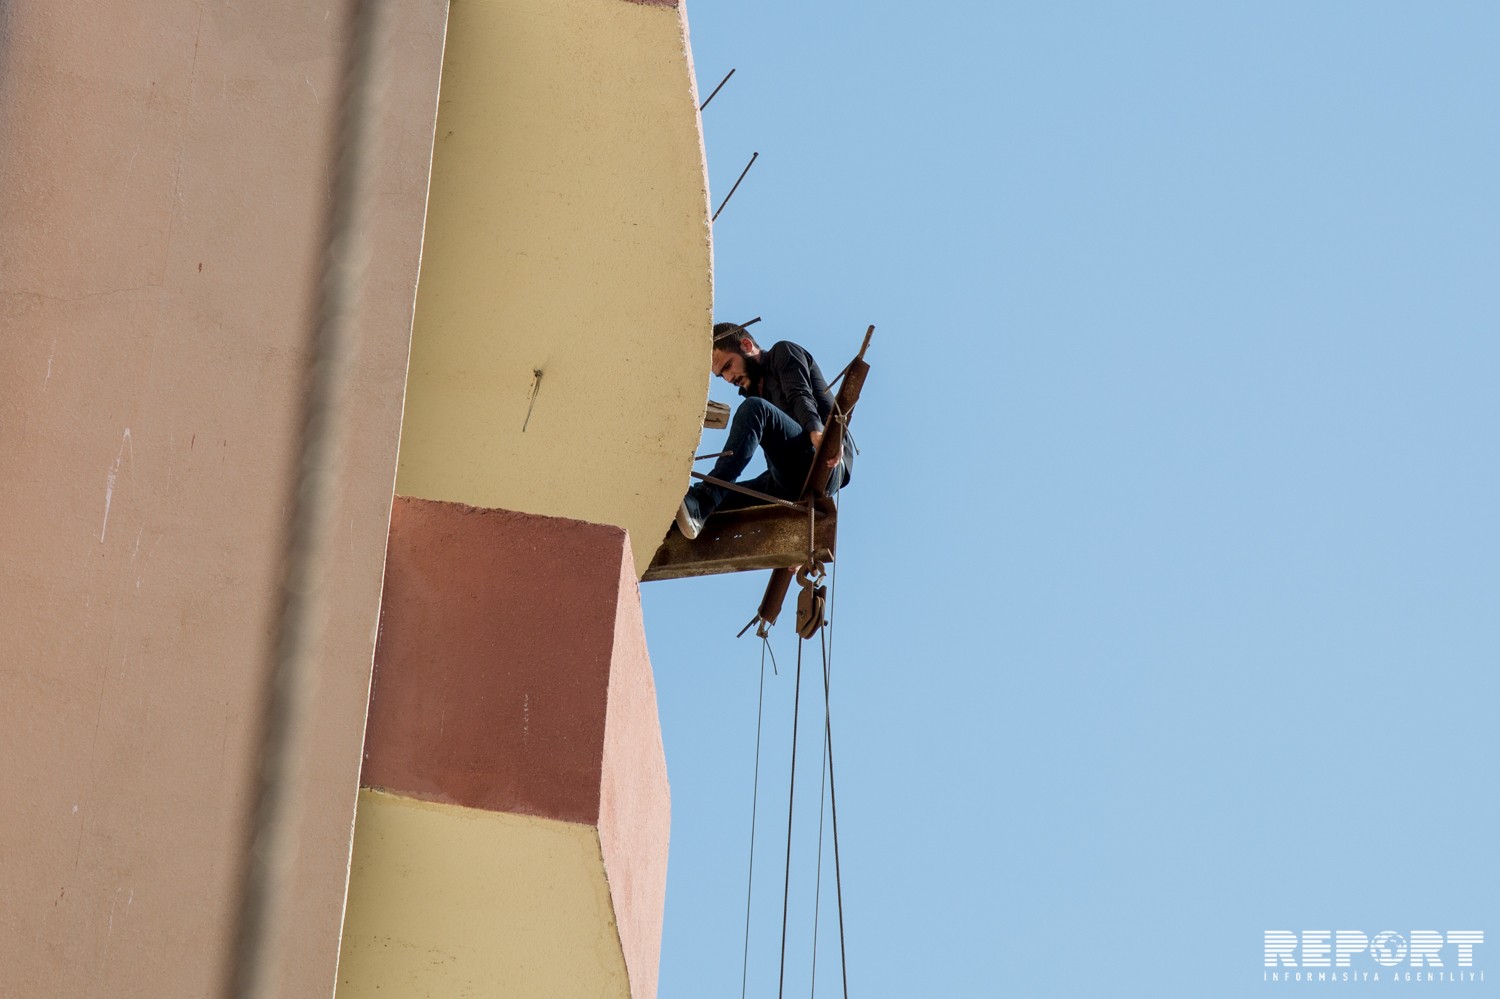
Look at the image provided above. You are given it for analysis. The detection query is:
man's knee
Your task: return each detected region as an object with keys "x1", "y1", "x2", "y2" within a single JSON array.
[
  {"x1": 734, "y1": 396, "x2": 777, "y2": 425},
  {"x1": 730, "y1": 397, "x2": 781, "y2": 438}
]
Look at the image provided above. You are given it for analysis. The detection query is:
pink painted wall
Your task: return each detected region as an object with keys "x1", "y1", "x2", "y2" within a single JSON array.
[
  {"x1": 0, "y1": 1, "x2": 448, "y2": 994},
  {"x1": 361, "y1": 497, "x2": 672, "y2": 998},
  {"x1": 599, "y1": 541, "x2": 674, "y2": 999}
]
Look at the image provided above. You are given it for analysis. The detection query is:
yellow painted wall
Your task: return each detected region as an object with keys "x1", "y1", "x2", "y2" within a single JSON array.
[
  {"x1": 396, "y1": 0, "x2": 713, "y2": 577},
  {"x1": 337, "y1": 790, "x2": 632, "y2": 998}
]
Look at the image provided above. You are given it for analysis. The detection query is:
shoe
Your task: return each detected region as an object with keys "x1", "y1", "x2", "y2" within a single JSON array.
[{"x1": 676, "y1": 493, "x2": 706, "y2": 540}]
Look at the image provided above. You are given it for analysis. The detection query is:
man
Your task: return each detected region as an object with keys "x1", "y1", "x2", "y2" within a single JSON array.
[{"x1": 676, "y1": 322, "x2": 852, "y2": 539}]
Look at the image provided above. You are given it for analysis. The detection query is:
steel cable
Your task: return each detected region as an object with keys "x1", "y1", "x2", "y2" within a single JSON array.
[
  {"x1": 740, "y1": 638, "x2": 773, "y2": 999},
  {"x1": 809, "y1": 662, "x2": 830, "y2": 996},
  {"x1": 777, "y1": 637, "x2": 806, "y2": 999},
  {"x1": 817, "y1": 488, "x2": 850, "y2": 998},
  {"x1": 820, "y1": 627, "x2": 851, "y2": 999}
]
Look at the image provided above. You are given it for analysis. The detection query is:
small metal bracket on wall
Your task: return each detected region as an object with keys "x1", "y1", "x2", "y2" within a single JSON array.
[{"x1": 521, "y1": 368, "x2": 543, "y2": 432}]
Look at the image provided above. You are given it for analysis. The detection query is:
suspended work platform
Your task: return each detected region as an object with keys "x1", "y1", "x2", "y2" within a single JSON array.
[
  {"x1": 644, "y1": 324, "x2": 873, "y2": 638},
  {"x1": 643, "y1": 499, "x2": 836, "y2": 582}
]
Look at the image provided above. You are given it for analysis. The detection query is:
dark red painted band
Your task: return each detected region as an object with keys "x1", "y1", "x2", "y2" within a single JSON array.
[{"x1": 361, "y1": 497, "x2": 632, "y2": 825}]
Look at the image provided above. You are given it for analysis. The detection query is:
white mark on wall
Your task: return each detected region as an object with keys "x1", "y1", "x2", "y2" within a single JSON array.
[
  {"x1": 72, "y1": 804, "x2": 78, "y2": 814},
  {"x1": 305, "y1": 74, "x2": 319, "y2": 103},
  {"x1": 100, "y1": 429, "x2": 133, "y2": 543},
  {"x1": 523, "y1": 693, "x2": 531, "y2": 739},
  {"x1": 127, "y1": 146, "x2": 140, "y2": 173},
  {"x1": 44, "y1": 338, "x2": 56, "y2": 390}
]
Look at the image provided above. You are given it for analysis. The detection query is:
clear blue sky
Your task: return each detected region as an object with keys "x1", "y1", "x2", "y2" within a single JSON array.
[{"x1": 642, "y1": 3, "x2": 1500, "y2": 996}]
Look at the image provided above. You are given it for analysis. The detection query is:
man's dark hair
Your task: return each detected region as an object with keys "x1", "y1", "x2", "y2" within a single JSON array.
[{"x1": 712, "y1": 321, "x2": 758, "y2": 356}]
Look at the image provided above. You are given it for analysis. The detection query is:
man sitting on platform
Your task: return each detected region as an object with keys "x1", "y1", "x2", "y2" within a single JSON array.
[{"x1": 676, "y1": 322, "x2": 852, "y2": 540}]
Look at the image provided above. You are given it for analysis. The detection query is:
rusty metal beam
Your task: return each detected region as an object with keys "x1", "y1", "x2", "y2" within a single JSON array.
[
  {"x1": 690, "y1": 472, "x2": 806, "y2": 511},
  {"x1": 755, "y1": 326, "x2": 873, "y2": 629},
  {"x1": 643, "y1": 504, "x2": 836, "y2": 582}
]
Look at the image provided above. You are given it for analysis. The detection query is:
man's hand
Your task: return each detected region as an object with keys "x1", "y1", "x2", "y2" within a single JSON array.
[{"x1": 809, "y1": 429, "x2": 843, "y2": 471}]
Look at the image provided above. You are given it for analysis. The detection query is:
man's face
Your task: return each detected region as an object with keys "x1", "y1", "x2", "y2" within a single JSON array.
[{"x1": 711, "y1": 344, "x2": 755, "y2": 389}]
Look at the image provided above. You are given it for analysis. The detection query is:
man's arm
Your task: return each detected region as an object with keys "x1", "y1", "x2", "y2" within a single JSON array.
[
  {"x1": 766, "y1": 342, "x2": 825, "y2": 435},
  {"x1": 808, "y1": 428, "x2": 840, "y2": 469},
  {"x1": 768, "y1": 342, "x2": 842, "y2": 471}
]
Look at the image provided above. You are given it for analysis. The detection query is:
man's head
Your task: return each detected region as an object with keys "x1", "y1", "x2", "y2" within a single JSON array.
[{"x1": 711, "y1": 322, "x2": 762, "y2": 389}]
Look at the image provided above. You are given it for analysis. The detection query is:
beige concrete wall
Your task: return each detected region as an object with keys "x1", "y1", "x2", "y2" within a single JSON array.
[
  {"x1": 339, "y1": 791, "x2": 633, "y2": 999},
  {"x1": 394, "y1": 0, "x2": 714, "y2": 577},
  {"x1": 0, "y1": 1, "x2": 448, "y2": 995}
]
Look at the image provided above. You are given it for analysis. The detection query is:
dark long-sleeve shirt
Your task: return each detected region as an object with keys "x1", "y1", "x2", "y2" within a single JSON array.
[{"x1": 743, "y1": 341, "x2": 835, "y2": 436}]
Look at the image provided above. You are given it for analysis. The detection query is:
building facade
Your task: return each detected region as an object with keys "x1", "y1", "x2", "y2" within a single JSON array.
[{"x1": 0, "y1": 0, "x2": 710, "y2": 995}]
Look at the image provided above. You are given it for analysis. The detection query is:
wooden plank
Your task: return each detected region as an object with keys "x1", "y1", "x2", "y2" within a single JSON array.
[{"x1": 643, "y1": 503, "x2": 836, "y2": 582}]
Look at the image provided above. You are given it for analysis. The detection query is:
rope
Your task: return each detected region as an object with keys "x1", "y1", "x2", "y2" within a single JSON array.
[
  {"x1": 776, "y1": 637, "x2": 806, "y2": 999},
  {"x1": 830, "y1": 400, "x2": 858, "y2": 459},
  {"x1": 827, "y1": 490, "x2": 841, "y2": 673},
  {"x1": 225, "y1": 2, "x2": 386, "y2": 997},
  {"x1": 813, "y1": 487, "x2": 850, "y2": 999},
  {"x1": 820, "y1": 627, "x2": 851, "y2": 999},
  {"x1": 809, "y1": 651, "x2": 830, "y2": 996},
  {"x1": 739, "y1": 640, "x2": 772, "y2": 999},
  {"x1": 808, "y1": 485, "x2": 842, "y2": 996}
]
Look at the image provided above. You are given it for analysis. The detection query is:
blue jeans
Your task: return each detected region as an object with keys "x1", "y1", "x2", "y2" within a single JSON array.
[{"x1": 691, "y1": 397, "x2": 851, "y2": 515}]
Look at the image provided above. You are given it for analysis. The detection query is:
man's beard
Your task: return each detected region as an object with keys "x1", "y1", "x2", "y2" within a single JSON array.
[{"x1": 740, "y1": 352, "x2": 764, "y2": 391}]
